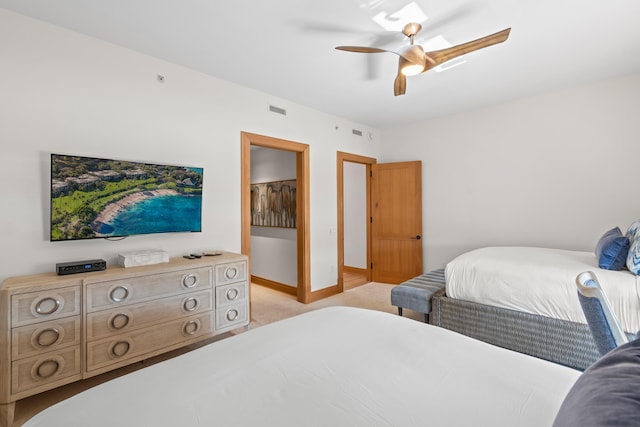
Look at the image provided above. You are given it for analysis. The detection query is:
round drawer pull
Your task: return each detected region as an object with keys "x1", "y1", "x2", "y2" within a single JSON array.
[
  {"x1": 225, "y1": 288, "x2": 239, "y2": 301},
  {"x1": 182, "y1": 273, "x2": 198, "y2": 288},
  {"x1": 34, "y1": 358, "x2": 62, "y2": 379},
  {"x1": 109, "y1": 286, "x2": 130, "y2": 303},
  {"x1": 224, "y1": 266, "x2": 239, "y2": 280},
  {"x1": 35, "y1": 297, "x2": 61, "y2": 316},
  {"x1": 182, "y1": 297, "x2": 199, "y2": 312},
  {"x1": 109, "y1": 313, "x2": 130, "y2": 330},
  {"x1": 226, "y1": 309, "x2": 239, "y2": 321},
  {"x1": 35, "y1": 328, "x2": 61, "y2": 348},
  {"x1": 110, "y1": 340, "x2": 131, "y2": 358},
  {"x1": 183, "y1": 320, "x2": 200, "y2": 335}
]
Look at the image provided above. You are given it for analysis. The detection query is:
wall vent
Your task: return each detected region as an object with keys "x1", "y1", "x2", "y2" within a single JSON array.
[
  {"x1": 268, "y1": 105, "x2": 287, "y2": 116},
  {"x1": 352, "y1": 129, "x2": 363, "y2": 136}
]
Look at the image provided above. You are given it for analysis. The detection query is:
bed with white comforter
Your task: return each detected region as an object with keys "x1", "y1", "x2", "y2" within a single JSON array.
[
  {"x1": 446, "y1": 246, "x2": 640, "y2": 333},
  {"x1": 428, "y1": 246, "x2": 640, "y2": 370},
  {"x1": 23, "y1": 307, "x2": 579, "y2": 427}
]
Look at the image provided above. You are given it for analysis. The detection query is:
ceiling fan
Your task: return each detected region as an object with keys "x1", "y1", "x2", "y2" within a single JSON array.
[{"x1": 335, "y1": 23, "x2": 511, "y2": 96}]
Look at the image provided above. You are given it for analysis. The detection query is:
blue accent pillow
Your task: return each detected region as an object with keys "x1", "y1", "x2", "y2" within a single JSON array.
[
  {"x1": 553, "y1": 338, "x2": 640, "y2": 427},
  {"x1": 626, "y1": 220, "x2": 640, "y2": 275},
  {"x1": 595, "y1": 227, "x2": 630, "y2": 271},
  {"x1": 626, "y1": 219, "x2": 640, "y2": 241}
]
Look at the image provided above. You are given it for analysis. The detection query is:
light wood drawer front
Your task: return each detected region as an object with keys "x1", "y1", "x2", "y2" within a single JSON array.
[
  {"x1": 12, "y1": 347, "x2": 81, "y2": 395},
  {"x1": 86, "y1": 312, "x2": 213, "y2": 372},
  {"x1": 215, "y1": 282, "x2": 247, "y2": 308},
  {"x1": 12, "y1": 317, "x2": 81, "y2": 360},
  {"x1": 87, "y1": 290, "x2": 213, "y2": 340},
  {"x1": 215, "y1": 302, "x2": 248, "y2": 331},
  {"x1": 215, "y1": 261, "x2": 247, "y2": 285},
  {"x1": 86, "y1": 267, "x2": 212, "y2": 312},
  {"x1": 11, "y1": 287, "x2": 81, "y2": 327}
]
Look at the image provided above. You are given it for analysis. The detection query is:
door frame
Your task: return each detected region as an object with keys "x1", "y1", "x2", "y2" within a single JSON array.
[
  {"x1": 241, "y1": 132, "x2": 311, "y2": 303},
  {"x1": 336, "y1": 151, "x2": 376, "y2": 292}
]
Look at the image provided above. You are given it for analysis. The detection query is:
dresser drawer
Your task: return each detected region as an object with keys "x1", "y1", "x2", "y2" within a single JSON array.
[
  {"x1": 215, "y1": 282, "x2": 247, "y2": 308},
  {"x1": 11, "y1": 347, "x2": 82, "y2": 395},
  {"x1": 11, "y1": 287, "x2": 81, "y2": 327},
  {"x1": 86, "y1": 312, "x2": 213, "y2": 372},
  {"x1": 12, "y1": 316, "x2": 81, "y2": 360},
  {"x1": 86, "y1": 290, "x2": 213, "y2": 340},
  {"x1": 215, "y1": 261, "x2": 247, "y2": 285},
  {"x1": 86, "y1": 267, "x2": 212, "y2": 312},
  {"x1": 215, "y1": 302, "x2": 248, "y2": 332}
]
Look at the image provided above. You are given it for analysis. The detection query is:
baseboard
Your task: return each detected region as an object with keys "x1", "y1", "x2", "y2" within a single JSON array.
[
  {"x1": 251, "y1": 275, "x2": 297, "y2": 296},
  {"x1": 307, "y1": 284, "x2": 339, "y2": 303},
  {"x1": 343, "y1": 266, "x2": 367, "y2": 275},
  {"x1": 251, "y1": 275, "x2": 342, "y2": 303}
]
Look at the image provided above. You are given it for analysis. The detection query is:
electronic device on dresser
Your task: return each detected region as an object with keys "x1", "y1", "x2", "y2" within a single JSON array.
[
  {"x1": 56, "y1": 259, "x2": 107, "y2": 275},
  {"x1": 0, "y1": 253, "x2": 249, "y2": 427}
]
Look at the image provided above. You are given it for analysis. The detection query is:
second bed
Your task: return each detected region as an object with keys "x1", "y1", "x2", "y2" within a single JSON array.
[{"x1": 431, "y1": 246, "x2": 640, "y2": 370}]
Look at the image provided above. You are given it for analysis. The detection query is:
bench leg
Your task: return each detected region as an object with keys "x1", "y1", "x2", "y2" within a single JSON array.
[
  {"x1": 397, "y1": 307, "x2": 403, "y2": 317},
  {"x1": 424, "y1": 313, "x2": 429, "y2": 323}
]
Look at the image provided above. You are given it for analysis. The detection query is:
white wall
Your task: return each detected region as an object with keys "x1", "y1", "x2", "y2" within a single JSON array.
[
  {"x1": 250, "y1": 148, "x2": 297, "y2": 287},
  {"x1": 382, "y1": 72, "x2": 640, "y2": 271},
  {"x1": 0, "y1": 10, "x2": 383, "y2": 289},
  {"x1": 5, "y1": 9, "x2": 636, "y2": 286},
  {"x1": 343, "y1": 162, "x2": 367, "y2": 268}
]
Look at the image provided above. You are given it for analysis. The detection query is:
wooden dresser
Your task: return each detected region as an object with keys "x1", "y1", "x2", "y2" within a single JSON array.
[{"x1": 0, "y1": 253, "x2": 249, "y2": 427}]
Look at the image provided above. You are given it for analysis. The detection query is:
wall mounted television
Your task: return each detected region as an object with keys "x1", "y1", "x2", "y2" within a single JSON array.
[{"x1": 50, "y1": 154, "x2": 203, "y2": 241}]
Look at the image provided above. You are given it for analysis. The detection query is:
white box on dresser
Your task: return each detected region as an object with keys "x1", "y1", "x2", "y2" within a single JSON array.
[
  {"x1": 0, "y1": 252, "x2": 249, "y2": 427},
  {"x1": 116, "y1": 249, "x2": 170, "y2": 268}
]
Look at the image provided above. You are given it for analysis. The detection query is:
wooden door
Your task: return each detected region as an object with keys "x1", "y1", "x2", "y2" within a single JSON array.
[{"x1": 371, "y1": 161, "x2": 423, "y2": 283}]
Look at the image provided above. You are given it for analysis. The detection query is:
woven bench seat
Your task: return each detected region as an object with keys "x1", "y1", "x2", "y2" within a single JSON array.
[{"x1": 391, "y1": 269, "x2": 445, "y2": 322}]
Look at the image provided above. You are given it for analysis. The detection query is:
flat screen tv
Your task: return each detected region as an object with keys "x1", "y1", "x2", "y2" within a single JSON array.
[{"x1": 50, "y1": 154, "x2": 203, "y2": 241}]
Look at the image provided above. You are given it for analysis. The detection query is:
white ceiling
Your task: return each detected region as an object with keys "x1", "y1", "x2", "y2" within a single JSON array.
[{"x1": 2, "y1": 0, "x2": 640, "y2": 129}]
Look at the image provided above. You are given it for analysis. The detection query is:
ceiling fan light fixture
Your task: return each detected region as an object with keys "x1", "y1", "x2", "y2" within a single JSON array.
[
  {"x1": 401, "y1": 63, "x2": 424, "y2": 76},
  {"x1": 399, "y1": 56, "x2": 424, "y2": 76}
]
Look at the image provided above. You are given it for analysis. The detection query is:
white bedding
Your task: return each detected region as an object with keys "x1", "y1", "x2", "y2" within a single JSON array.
[
  {"x1": 24, "y1": 306, "x2": 579, "y2": 427},
  {"x1": 446, "y1": 246, "x2": 640, "y2": 333}
]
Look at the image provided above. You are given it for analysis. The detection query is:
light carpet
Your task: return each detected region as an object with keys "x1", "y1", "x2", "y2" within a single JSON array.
[{"x1": 249, "y1": 281, "x2": 425, "y2": 327}]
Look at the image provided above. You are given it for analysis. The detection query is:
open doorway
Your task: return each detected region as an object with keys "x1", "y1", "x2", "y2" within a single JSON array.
[
  {"x1": 337, "y1": 152, "x2": 377, "y2": 292},
  {"x1": 241, "y1": 132, "x2": 311, "y2": 303}
]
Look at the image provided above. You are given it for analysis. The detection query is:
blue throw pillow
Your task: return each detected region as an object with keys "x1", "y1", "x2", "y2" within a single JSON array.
[
  {"x1": 627, "y1": 238, "x2": 640, "y2": 275},
  {"x1": 626, "y1": 220, "x2": 640, "y2": 275},
  {"x1": 595, "y1": 227, "x2": 630, "y2": 271},
  {"x1": 553, "y1": 338, "x2": 640, "y2": 427}
]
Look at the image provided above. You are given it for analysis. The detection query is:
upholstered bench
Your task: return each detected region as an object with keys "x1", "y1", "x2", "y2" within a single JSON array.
[{"x1": 391, "y1": 269, "x2": 446, "y2": 323}]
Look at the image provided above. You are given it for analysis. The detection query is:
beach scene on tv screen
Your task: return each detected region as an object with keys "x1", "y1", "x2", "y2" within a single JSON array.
[{"x1": 51, "y1": 155, "x2": 203, "y2": 241}]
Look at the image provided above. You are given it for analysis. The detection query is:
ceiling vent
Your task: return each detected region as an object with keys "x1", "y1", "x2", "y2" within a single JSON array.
[
  {"x1": 352, "y1": 129, "x2": 363, "y2": 136},
  {"x1": 268, "y1": 104, "x2": 287, "y2": 116}
]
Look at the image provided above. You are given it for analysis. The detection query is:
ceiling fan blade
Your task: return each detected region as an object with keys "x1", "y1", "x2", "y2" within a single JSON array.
[
  {"x1": 422, "y1": 4, "x2": 479, "y2": 34},
  {"x1": 302, "y1": 22, "x2": 400, "y2": 44},
  {"x1": 423, "y1": 28, "x2": 511, "y2": 70},
  {"x1": 335, "y1": 46, "x2": 388, "y2": 54},
  {"x1": 335, "y1": 46, "x2": 390, "y2": 81},
  {"x1": 394, "y1": 60, "x2": 407, "y2": 96},
  {"x1": 394, "y1": 74, "x2": 406, "y2": 96}
]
